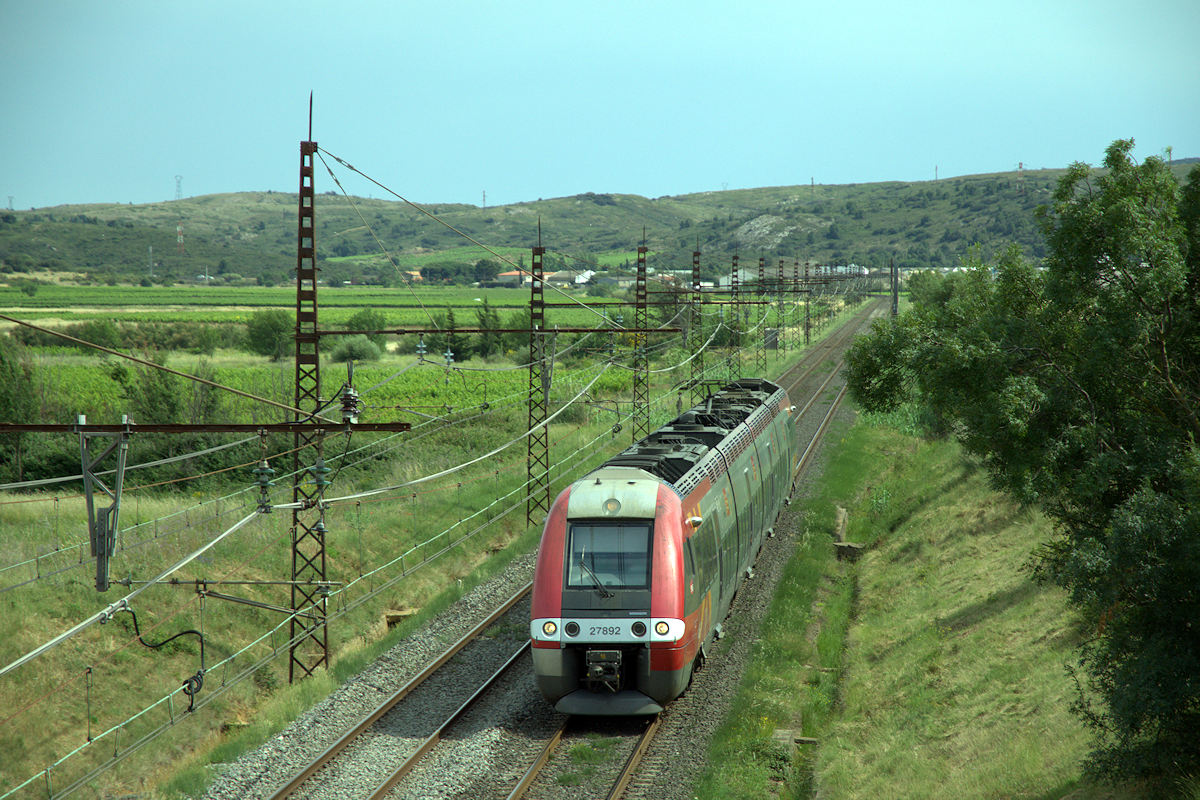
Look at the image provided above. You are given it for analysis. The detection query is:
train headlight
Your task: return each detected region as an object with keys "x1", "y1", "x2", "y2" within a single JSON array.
[
  {"x1": 542, "y1": 621, "x2": 557, "y2": 637},
  {"x1": 631, "y1": 621, "x2": 647, "y2": 637},
  {"x1": 565, "y1": 621, "x2": 580, "y2": 637},
  {"x1": 603, "y1": 498, "x2": 622, "y2": 515},
  {"x1": 655, "y1": 621, "x2": 670, "y2": 636}
]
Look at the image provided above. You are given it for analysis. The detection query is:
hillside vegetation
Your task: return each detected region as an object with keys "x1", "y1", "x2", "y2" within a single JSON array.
[{"x1": 1, "y1": 165, "x2": 1152, "y2": 287}]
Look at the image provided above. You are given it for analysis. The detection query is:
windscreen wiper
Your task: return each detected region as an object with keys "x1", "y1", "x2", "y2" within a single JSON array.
[{"x1": 578, "y1": 547, "x2": 613, "y2": 598}]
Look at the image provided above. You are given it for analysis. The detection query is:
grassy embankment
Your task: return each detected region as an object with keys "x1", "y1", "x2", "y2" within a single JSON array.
[
  {"x1": 696, "y1": 407, "x2": 1152, "y2": 800},
  {"x1": 0, "y1": 299, "x2": 865, "y2": 798}
]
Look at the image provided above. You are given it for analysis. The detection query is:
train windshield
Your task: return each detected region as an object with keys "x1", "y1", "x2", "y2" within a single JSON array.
[{"x1": 566, "y1": 521, "x2": 652, "y2": 591}]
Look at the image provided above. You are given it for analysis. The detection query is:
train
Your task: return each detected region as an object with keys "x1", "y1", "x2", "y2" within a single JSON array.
[{"x1": 530, "y1": 378, "x2": 798, "y2": 715}]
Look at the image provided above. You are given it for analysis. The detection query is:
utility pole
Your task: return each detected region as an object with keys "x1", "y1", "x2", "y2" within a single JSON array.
[
  {"x1": 288, "y1": 123, "x2": 329, "y2": 683},
  {"x1": 526, "y1": 227, "x2": 550, "y2": 527},
  {"x1": 890, "y1": 257, "x2": 899, "y2": 316},
  {"x1": 729, "y1": 253, "x2": 740, "y2": 380},
  {"x1": 631, "y1": 238, "x2": 649, "y2": 442}
]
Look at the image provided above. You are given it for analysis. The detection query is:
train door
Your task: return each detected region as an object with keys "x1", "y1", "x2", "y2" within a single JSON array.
[
  {"x1": 716, "y1": 472, "x2": 739, "y2": 605},
  {"x1": 730, "y1": 457, "x2": 753, "y2": 574}
]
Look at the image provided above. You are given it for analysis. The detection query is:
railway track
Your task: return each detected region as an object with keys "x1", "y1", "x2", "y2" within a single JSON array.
[
  {"x1": 266, "y1": 583, "x2": 533, "y2": 800},
  {"x1": 500, "y1": 713, "x2": 659, "y2": 800}
]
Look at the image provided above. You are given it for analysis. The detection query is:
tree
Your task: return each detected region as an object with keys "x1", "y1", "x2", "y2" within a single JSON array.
[
  {"x1": 473, "y1": 259, "x2": 503, "y2": 284},
  {"x1": 423, "y1": 307, "x2": 460, "y2": 362},
  {"x1": 473, "y1": 298, "x2": 502, "y2": 359},
  {"x1": 0, "y1": 340, "x2": 37, "y2": 481},
  {"x1": 845, "y1": 142, "x2": 1200, "y2": 784},
  {"x1": 345, "y1": 308, "x2": 388, "y2": 348},
  {"x1": 245, "y1": 309, "x2": 293, "y2": 360}
]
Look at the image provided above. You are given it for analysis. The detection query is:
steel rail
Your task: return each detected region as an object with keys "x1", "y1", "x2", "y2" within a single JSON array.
[
  {"x1": 504, "y1": 716, "x2": 571, "y2": 800},
  {"x1": 796, "y1": 382, "x2": 850, "y2": 480},
  {"x1": 267, "y1": 580, "x2": 532, "y2": 799},
  {"x1": 606, "y1": 714, "x2": 662, "y2": 800},
  {"x1": 367, "y1": 641, "x2": 532, "y2": 799}
]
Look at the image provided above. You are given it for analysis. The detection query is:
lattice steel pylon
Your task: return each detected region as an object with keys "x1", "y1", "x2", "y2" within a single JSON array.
[
  {"x1": 804, "y1": 262, "x2": 812, "y2": 346},
  {"x1": 775, "y1": 259, "x2": 786, "y2": 351},
  {"x1": 753, "y1": 256, "x2": 767, "y2": 376},
  {"x1": 289, "y1": 138, "x2": 329, "y2": 683},
  {"x1": 688, "y1": 249, "x2": 705, "y2": 407},
  {"x1": 526, "y1": 243, "x2": 550, "y2": 527},
  {"x1": 729, "y1": 253, "x2": 741, "y2": 380},
  {"x1": 631, "y1": 244, "x2": 650, "y2": 442},
  {"x1": 791, "y1": 258, "x2": 800, "y2": 351}
]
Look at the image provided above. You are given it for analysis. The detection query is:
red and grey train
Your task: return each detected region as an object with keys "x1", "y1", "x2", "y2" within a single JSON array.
[{"x1": 530, "y1": 378, "x2": 797, "y2": 715}]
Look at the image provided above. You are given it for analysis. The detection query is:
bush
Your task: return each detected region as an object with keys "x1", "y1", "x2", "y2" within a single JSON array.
[
  {"x1": 331, "y1": 335, "x2": 381, "y2": 363},
  {"x1": 245, "y1": 309, "x2": 293, "y2": 360}
]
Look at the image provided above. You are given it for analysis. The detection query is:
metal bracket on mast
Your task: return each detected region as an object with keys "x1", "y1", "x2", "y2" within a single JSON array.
[{"x1": 79, "y1": 414, "x2": 130, "y2": 592}]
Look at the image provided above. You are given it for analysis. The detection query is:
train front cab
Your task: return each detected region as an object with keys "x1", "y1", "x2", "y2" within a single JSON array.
[{"x1": 531, "y1": 470, "x2": 696, "y2": 715}]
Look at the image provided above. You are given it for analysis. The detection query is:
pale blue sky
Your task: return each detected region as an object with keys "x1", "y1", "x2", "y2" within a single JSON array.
[{"x1": 2, "y1": 0, "x2": 1197, "y2": 210}]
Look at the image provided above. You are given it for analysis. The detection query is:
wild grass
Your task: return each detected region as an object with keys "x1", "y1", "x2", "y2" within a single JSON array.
[{"x1": 695, "y1": 413, "x2": 1145, "y2": 800}]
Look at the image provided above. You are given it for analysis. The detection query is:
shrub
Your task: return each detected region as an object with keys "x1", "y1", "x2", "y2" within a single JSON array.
[{"x1": 331, "y1": 335, "x2": 381, "y2": 363}]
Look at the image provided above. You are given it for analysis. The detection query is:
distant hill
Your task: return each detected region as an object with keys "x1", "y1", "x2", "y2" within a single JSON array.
[{"x1": 1, "y1": 161, "x2": 1195, "y2": 287}]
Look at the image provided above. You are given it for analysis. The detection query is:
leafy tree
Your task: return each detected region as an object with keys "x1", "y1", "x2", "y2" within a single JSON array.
[
  {"x1": 472, "y1": 259, "x2": 504, "y2": 284},
  {"x1": 845, "y1": 141, "x2": 1200, "y2": 784},
  {"x1": 345, "y1": 308, "x2": 388, "y2": 348},
  {"x1": 109, "y1": 355, "x2": 222, "y2": 464},
  {"x1": 245, "y1": 309, "x2": 293, "y2": 360},
  {"x1": 501, "y1": 307, "x2": 532, "y2": 353},
  {"x1": 0, "y1": 340, "x2": 37, "y2": 480},
  {"x1": 473, "y1": 298, "x2": 502, "y2": 358}
]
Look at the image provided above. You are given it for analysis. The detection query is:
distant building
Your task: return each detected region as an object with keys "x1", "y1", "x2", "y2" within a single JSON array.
[{"x1": 494, "y1": 270, "x2": 527, "y2": 286}]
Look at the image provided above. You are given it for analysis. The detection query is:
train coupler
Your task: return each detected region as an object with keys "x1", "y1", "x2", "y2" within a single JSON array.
[{"x1": 584, "y1": 649, "x2": 622, "y2": 693}]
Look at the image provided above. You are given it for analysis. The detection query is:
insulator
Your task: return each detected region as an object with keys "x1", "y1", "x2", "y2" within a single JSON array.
[
  {"x1": 252, "y1": 460, "x2": 275, "y2": 487},
  {"x1": 340, "y1": 385, "x2": 361, "y2": 425},
  {"x1": 309, "y1": 459, "x2": 332, "y2": 488},
  {"x1": 416, "y1": 334, "x2": 427, "y2": 357}
]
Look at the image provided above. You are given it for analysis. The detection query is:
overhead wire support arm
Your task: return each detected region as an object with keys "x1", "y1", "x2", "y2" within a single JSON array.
[{"x1": 78, "y1": 414, "x2": 129, "y2": 592}]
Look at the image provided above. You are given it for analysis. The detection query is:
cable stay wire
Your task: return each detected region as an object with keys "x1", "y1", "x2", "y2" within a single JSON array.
[
  {"x1": 0, "y1": 303, "x2": 703, "y2": 588},
  {"x1": 316, "y1": 148, "x2": 624, "y2": 330},
  {"x1": 315, "y1": 151, "x2": 442, "y2": 331}
]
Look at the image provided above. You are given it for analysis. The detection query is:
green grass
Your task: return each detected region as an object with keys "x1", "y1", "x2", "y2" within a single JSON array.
[{"x1": 694, "y1": 411, "x2": 1144, "y2": 800}]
